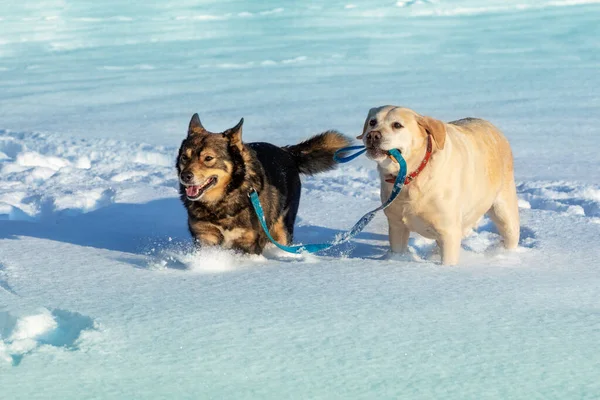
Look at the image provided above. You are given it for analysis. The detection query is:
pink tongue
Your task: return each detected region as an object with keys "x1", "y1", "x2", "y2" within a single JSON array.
[{"x1": 186, "y1": 186, "x2": 200, "y2": 197}]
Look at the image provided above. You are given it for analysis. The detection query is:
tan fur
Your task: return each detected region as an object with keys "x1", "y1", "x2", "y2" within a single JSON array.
[
  {"x1": 270, "y1": 216, "x2": 289, "y2": 246},
  {"x1": 183, "y1": 161, "x2": 232, "y2": 204},
  {"x1": 220, "y1": 227, "x2": 257, "y2": 250},
  {"x1": 361, "y1": 106, "x2": 520, "y2": 265},
  {"x1": 323, "y1": 131, "x2": 352, "y2": 149},
  {"x1": 224, "y1": 118, "x2": 244, "y2": 151},
  {"x1": 189, "y1": 221, "x2": 223, "y2": 246},
  {"x1": 230, "y1": 229, "x2": 258, "y2": 251},
  {"x1": 417, "y1": 115, "x2": 446, "y2": 150}
]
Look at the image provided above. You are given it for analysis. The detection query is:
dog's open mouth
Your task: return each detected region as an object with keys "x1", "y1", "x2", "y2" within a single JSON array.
[
  {"x1": 366, "y1": 147, "x2": 390, "y2": 159},
  {"x1": 185, "y1": 176, "x2": 217, "y2": 200}
]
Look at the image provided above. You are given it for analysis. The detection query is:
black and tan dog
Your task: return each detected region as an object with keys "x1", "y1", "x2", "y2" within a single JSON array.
[{"x1": 177, "y1": 114, "x2": 351, "y2": 254}]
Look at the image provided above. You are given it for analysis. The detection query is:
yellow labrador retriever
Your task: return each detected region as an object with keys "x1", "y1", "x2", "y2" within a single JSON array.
[{"x1": 358, "y1": 106, "x2": 520, "y2": 265}]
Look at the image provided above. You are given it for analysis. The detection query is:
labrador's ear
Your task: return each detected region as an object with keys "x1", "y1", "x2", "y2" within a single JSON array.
[
  {"x1": 223, "y1": 118, "x2": 244, "y2": 151},
  {"x1": 357, "y1": 108, "x2": 376, "y2": 140},
  {"x1": 417, "y1": 115, "x2": 446, "y2": 150},
  {"x1": 188, "y1": 113, "x2": 206, "y2": 136}
]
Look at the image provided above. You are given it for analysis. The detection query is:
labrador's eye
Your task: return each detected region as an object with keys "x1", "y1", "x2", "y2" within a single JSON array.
[
  {"x1": 204, "y1": 155, "x2": 214, "y2": 162},
  {"x1": 369, "y1": 119, "x2": 377, "y2": 127},
  {"x1": 393, "y1": 122, "x2": 403, "y2": 129}
]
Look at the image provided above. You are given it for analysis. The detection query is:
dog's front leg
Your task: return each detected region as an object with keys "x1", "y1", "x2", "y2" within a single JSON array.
[
  {"x1": 388, "y1": 221, "x2": 410, "y2": 254},
  {"x1": 439, "y1": 230, "x2": 461, "y2": 266},
  {"x1": 195, "y1": 232, "x2": 224, "y2": 248},
  {"x1": 231, "y1": 230, "x2": 262, "y2": 255},
  {"x1": 189, "y1": 220, "x2": 224, "y2": 248}
]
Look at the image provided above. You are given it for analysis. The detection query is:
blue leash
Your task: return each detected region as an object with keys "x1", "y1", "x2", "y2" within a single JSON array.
[
  {"x1": 249, "y1": 147, "x2": 407, "y2": 254},
  {"x1": 333, "y1": 145, "x2": 367, "y2": 163}
]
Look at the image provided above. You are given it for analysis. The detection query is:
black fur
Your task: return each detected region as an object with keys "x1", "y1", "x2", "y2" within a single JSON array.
[
  {"x1": 177, "y1": 120, "x2": 351, "y2": 254},
  {"x1": 249, "y1": 142, "x2": 302, "y2": 235},
  {"x1": 283, "y1": 130, "x2": 350, "y2": 175}
]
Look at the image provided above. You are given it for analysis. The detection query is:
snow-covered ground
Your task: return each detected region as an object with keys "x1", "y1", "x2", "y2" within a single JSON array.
[{"x1": 1, "y1": 1, "x2": 599, "y2": 398}]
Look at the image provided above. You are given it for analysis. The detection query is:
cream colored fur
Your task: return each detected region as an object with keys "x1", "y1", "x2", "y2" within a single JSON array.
[{"x1": 359, "y1": 106, "x2": 520, "y2": 265}]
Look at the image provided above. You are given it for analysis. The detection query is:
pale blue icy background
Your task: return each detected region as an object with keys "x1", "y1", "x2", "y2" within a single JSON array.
[{"x1": 1, "y1": 0, "x2": 599, "y2": 181}]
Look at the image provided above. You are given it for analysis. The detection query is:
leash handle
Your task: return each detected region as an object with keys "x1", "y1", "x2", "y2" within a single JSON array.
[
  {"x1": 333, "y1": 145, "x2": 367, "y2": 163},
  {"x1": 250, "y1": 148, "x2": 407, "y2": 254}
]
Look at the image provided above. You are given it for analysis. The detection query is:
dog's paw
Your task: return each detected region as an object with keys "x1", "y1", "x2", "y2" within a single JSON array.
[{"x1": 380, "y1": 250, "x2": 416, "y2": 262}]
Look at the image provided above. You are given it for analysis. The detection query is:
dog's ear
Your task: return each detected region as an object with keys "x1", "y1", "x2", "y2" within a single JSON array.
[
  {"x1": 357, "y1": 108, "x2": 376, "y2": 140},
  {"x1": 418, "y1": 115, "x2": 446, "y2": 150},
  {"x1": 188, "y1": 113, "x2": 206, "y2": 136},
  {"x1": 223, "y1": 118, "x2": 244, "y2": 151}
]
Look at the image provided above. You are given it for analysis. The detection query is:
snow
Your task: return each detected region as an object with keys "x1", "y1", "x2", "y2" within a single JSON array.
[{"x1": 1, "y1": 0, "x2": 600, "y2": 398}]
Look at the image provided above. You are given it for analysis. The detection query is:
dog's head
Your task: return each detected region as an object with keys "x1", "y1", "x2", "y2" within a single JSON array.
[
  {"x1": 358, "y1": 106, "x2": 446, "y2": 165},
  {"x1": 177, "y1": 114, "x2": 246, "y2": 203}
]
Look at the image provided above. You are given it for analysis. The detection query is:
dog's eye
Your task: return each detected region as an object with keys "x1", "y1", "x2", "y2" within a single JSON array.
[
  {"x1": 180, "y1": 155, "x2": 189, "y2": 162},
  {"x1": 369, "y1": 119, "x2": 377, "y2": 127},
  {"x1": 393, "y1": 122, "x2": 403, "y2": 129},
  {"x1": 204, "y1": 155, "x2": 214, "y2": 162}
]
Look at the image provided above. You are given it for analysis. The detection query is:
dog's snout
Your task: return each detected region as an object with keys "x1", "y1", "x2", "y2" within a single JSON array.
[
  {"x1": 366, "y1": 130, "x2": 382, "y2": 147},
  {"x1": 181, "y1": 171, "x2": 194, "y2": 183}
]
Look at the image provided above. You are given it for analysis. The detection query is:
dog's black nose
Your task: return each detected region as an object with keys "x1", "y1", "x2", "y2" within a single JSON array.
[
  {"x1": 181, "y1": 171, "x2": 194, "y2": 183},
  {"x1": 366, "y1": 130, "x2": 382, "y2": 147}
]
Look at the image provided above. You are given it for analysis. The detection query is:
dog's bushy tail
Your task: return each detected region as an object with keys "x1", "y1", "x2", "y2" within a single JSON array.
[{"x1": 283, "y1": 131, "x2": 352, "y2": 175}]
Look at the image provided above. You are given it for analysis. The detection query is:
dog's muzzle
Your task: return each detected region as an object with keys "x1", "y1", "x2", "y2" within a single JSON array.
[{"x1": 365, "y1": 130, "x2": 382, "y2": 148}]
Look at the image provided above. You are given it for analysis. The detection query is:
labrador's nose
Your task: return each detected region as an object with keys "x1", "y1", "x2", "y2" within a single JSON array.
[{"x1": 366, "y1": 130, "x2": 382, "y2": 147}]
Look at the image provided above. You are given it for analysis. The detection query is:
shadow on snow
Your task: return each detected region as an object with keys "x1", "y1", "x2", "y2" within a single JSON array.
[{"x1": 0, "y1": 198, "x2": 390, "y2": 260}]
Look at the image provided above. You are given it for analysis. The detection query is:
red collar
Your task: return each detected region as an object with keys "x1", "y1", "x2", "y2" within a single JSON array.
[{"x1": 385, "y1": 135, "x2": 433, "y2": 185}]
